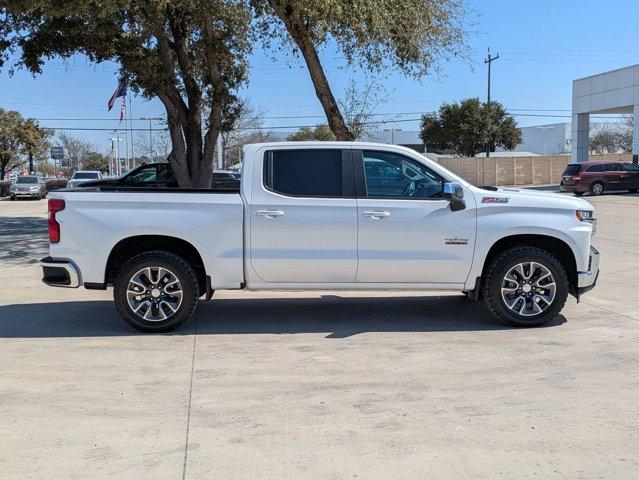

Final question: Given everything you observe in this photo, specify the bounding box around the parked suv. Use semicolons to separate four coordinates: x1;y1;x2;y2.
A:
9;175;47;200
560;161;639;196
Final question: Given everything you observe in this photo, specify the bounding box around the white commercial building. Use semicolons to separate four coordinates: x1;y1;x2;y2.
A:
572;64;639;163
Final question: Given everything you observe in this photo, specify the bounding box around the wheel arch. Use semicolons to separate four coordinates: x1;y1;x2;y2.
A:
105;235;207;293
475;234;578;298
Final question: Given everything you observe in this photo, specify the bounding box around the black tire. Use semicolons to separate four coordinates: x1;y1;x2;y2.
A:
10;195;15;201
113;250;199;332
483;247;568;327
589;181;604;196
573;192;584;197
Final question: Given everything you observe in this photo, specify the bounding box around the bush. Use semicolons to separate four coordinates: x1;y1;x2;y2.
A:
45;178;68;191
0;180;10;197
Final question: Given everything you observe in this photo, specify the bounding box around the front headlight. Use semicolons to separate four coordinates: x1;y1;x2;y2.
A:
576;210;594;222
577;210;597;235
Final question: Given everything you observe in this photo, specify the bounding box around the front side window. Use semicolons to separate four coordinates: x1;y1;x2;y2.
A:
126;165;160;186
264;149;343;197
622;163;639;173
362;150;444;199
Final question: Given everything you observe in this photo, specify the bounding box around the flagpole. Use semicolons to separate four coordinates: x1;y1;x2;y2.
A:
123;108;130;171
128;96;134;167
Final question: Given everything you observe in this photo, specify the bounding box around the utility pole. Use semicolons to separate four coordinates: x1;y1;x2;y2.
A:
484;47;499;157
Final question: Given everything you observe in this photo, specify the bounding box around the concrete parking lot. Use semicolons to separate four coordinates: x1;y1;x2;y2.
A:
1;193;638;479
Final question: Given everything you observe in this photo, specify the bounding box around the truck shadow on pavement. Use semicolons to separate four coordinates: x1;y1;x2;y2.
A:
0;295;566;338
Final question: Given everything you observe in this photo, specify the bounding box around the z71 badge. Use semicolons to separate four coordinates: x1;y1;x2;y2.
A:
482;196;509;204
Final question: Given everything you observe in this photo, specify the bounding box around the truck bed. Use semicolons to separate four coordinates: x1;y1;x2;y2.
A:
48;189;245;289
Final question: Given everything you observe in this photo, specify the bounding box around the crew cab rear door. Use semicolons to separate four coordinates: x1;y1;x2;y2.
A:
248;147;358;283
353;149;476;284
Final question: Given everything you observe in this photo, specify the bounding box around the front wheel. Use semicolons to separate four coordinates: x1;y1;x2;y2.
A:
483;247;568;327
113;251;199;332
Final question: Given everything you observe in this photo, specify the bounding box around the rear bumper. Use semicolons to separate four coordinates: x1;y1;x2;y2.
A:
40;257;80;288
560;184;588;193
577;246;599;297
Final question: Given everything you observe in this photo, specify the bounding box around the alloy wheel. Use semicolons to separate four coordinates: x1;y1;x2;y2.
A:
500;262;556;317
126;266;183;321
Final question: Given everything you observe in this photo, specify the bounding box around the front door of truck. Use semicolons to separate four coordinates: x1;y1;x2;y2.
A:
354;149;476;284
248;147;358;283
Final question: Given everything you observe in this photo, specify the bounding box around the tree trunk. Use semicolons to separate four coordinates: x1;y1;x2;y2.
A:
267;0;354;141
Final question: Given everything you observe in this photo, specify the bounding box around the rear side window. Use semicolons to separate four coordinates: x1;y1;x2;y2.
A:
604;163;622;172
585;164;603;173
563;164;582;175
264;149;343;197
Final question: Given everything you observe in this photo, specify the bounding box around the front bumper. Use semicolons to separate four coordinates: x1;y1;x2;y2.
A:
40;257;80;288
576;246;599;297
12;191;41;197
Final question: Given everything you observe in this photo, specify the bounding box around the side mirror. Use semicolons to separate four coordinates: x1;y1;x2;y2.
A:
442;182;466;212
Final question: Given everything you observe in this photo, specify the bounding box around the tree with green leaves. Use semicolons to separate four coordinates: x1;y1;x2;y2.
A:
253;0;470;140
0;107;51;180
1;0;252;187
420;98;522;157
82;152;111;173
288;124;336;141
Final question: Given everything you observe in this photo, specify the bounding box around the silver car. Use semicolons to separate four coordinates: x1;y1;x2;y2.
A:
10;176;47;200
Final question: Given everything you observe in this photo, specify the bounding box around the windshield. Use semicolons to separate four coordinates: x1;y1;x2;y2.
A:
563;164;582;175
72;172;99;179
16;177;38;184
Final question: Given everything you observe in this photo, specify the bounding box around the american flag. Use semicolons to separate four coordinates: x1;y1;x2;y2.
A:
107;83;127;117
119;96;126;122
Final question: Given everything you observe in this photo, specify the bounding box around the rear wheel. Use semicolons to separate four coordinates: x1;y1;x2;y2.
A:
113;250;199;332
590;181;604;196
483;247;568;327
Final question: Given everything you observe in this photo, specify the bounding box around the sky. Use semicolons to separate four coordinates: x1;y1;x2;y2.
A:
1;0;638;155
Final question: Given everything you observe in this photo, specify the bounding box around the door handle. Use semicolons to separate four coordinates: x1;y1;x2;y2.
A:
256;210;284;218
363;210;391;219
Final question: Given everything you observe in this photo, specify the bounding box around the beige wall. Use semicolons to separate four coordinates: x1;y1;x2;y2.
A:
435;154;632;186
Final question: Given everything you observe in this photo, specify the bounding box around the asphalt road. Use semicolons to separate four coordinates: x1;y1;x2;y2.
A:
0;193;638;479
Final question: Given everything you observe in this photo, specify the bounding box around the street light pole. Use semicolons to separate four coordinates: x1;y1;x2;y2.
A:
110;131;123;176
140;116;162;162
484;47;499;158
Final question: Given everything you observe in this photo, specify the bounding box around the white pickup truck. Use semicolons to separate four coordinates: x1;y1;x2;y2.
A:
40;142;599;332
